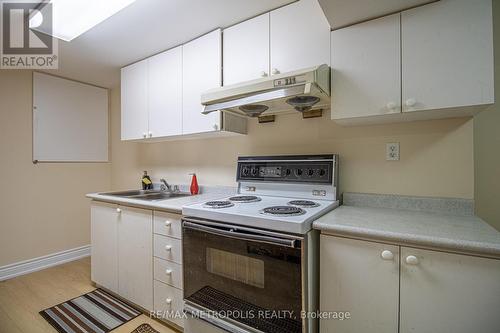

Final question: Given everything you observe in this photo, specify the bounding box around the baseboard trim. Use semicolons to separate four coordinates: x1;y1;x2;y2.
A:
0;245;91;281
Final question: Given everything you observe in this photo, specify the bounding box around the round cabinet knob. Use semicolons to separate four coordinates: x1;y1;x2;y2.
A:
271;68;280;75
260;71;268;77
165;269;173;275
386;102;397;110
165;245;172;251
405;98;416;107
165;298;172;305
405;255;419;265
381;250;394;260
213;124;218;131
164;221;172;227
116;208;122;213
142;133;147;138
148;131;153;138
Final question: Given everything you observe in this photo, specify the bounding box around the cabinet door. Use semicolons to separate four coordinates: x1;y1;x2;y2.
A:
320;235;399;333
90;202;119;293
400;247;500;333
270;0;330;75
401;0;494;112
121;60;148;140
182;29;222;135
223;13;270;85
331;14;401;120
118;206;153;311
148;46;183;138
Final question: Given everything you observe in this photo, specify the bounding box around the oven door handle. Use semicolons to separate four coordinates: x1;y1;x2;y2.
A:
183;221;298;248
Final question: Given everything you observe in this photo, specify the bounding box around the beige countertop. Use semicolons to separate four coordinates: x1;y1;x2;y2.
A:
86;187;236;213
313;193;500;258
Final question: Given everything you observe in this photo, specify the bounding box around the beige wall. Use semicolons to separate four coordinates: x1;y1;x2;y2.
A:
474;0;500;230
110;87;474;200
0;71;111;267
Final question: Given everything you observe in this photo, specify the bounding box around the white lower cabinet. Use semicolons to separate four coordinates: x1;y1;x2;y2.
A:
400;247;500;333
92;203;185;328
153;234;182;264
117;206;153;311
320;234;500;333
154;257;183;289
153;211;182;239
91;202;153;311
154;280;184;328
184;315;226;333
91;201;119;294
320;235;399;333
153;211;184;328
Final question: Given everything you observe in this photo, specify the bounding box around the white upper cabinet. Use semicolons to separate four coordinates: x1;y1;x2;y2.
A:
147;46;183;138
223;13;270;85
401;0;494;113
121;61;148;140
400;247;500;333
270;0;331;75
331;14;401;120
332;0;494;124
182;29;222;135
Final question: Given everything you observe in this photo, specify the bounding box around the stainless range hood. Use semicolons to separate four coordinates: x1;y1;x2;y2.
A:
201;65;330;118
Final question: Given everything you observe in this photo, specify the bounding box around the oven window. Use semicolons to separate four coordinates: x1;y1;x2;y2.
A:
206;247;264;288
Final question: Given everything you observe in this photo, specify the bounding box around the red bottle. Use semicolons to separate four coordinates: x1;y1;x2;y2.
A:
190;173;199;195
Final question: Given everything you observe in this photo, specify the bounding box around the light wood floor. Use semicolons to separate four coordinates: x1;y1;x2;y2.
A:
0;257;177;333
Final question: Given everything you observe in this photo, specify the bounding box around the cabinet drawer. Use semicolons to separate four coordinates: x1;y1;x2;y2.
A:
154;280;184;328
153;211;182;239
154;234;182;264
154;257;183;289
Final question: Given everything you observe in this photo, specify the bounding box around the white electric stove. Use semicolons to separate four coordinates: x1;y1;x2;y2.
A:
183;194;338;234
183;154;339;234
181;155;339;333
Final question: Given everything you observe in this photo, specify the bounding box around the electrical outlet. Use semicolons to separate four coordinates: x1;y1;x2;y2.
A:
386;142;400;161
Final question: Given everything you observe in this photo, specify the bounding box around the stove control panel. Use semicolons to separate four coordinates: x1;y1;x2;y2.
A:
237;155;337;184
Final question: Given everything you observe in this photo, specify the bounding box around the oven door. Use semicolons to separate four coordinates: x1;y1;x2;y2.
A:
182;217;304;333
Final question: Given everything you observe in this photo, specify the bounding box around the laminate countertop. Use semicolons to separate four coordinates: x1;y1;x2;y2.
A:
313;193;500;258
86;186;236;214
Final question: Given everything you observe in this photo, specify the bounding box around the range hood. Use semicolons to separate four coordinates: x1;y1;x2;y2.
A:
201;65;331;118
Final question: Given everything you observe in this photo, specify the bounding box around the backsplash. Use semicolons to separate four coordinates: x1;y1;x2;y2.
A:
110;88;474;199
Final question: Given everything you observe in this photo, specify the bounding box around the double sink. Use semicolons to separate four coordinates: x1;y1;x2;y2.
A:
100;189;190;201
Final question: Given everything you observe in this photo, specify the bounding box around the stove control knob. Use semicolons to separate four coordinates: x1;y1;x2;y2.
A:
242;166;250;176
251;168;258;176
285;168;291;176
307;169;314;176
319;169;326;177
295;168;303;177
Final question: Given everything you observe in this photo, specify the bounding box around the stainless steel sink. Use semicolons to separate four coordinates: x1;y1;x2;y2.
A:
99;189;191;201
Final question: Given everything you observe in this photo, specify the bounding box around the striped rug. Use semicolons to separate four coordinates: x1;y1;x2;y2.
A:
40;289;141;333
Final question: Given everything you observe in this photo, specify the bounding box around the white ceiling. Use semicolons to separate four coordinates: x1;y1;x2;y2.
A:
41;0;294;88
318;0;437;29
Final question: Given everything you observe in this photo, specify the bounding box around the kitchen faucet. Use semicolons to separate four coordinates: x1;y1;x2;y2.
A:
160;179;173;193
